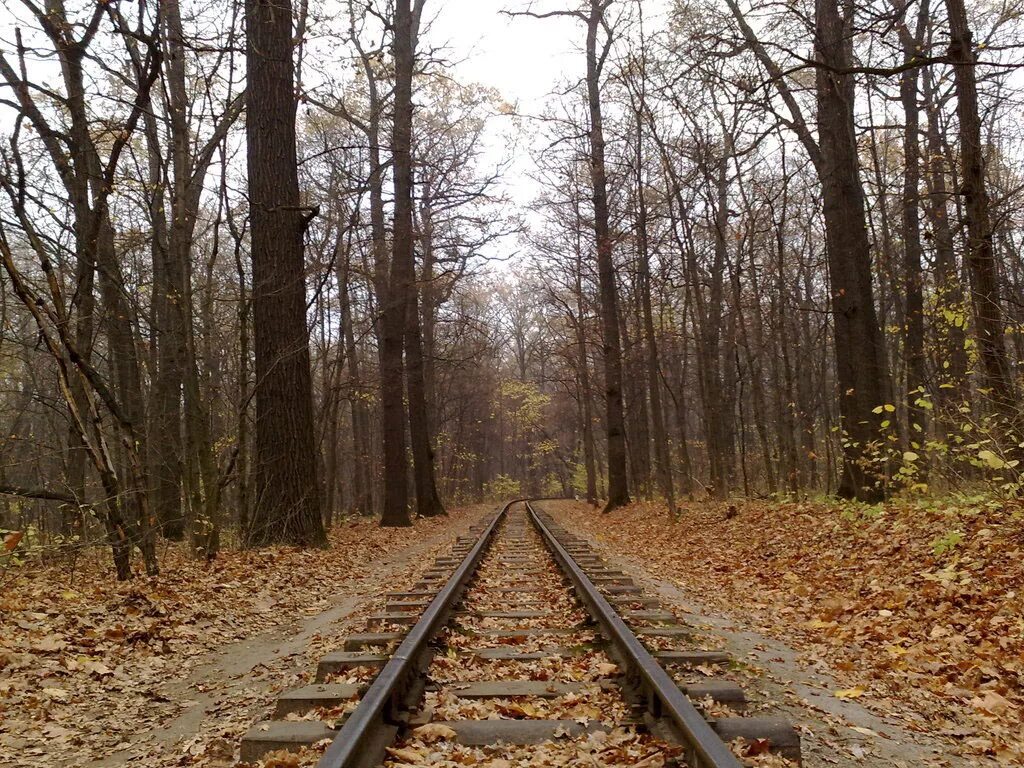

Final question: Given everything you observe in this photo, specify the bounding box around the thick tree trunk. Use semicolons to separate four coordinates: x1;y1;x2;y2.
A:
405;190;444;517
405;282;446;517
815;0;892;501
585;1;630;512
380;0;415;527
725;0;892;500
945;0;1018;425
245;0;325;547
148;0;189;541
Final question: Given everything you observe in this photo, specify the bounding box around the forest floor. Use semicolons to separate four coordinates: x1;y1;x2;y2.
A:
549;496;1023;766
0;505;485;768
4;496;1020;767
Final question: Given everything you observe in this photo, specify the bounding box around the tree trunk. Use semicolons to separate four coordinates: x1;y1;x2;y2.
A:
945;0;1018;425
725;0;894;500
405;277;446;517
922;67;969;423
148;164;185;540
737;248;777;495
571;210;599;506
147;2;187;539
636;158;675;512
380;0;415;527
64;242;95;536
706;152;733;498
621;300;651;498
339;252;374;515
586;0;630;512
815;0;893;501
419;193;439;434
245;0;325;547
895;0;928;455
228;182;251;535
797;264;821;489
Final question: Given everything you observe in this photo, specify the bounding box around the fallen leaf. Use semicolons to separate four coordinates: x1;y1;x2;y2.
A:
834;687;866;699
971;691;1010;716
410;723;457;742
3;531;23;552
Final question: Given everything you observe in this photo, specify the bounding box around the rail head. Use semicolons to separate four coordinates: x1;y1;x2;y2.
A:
315;500;518;768
526;501;744;768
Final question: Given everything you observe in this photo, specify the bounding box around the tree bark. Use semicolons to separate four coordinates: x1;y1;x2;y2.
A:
944;0;1018;425
585;0;630;512
815;0;892;501
571;197;599;506
380;0;415;527
638;210;675;511
405;273;446;517
726;0;894;501
338;250;374;515
922;66;969;423
245;0;325;546
894;0;929;455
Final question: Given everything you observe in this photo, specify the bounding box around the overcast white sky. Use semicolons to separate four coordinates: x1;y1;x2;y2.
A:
418;0;668;230
425;0;589;213
430;1;586;109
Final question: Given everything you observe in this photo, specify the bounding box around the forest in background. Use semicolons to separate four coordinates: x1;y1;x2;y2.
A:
1;0;1024;579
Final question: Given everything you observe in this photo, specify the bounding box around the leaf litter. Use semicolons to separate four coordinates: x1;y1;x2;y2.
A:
1;506;484;767
553;498;1024;765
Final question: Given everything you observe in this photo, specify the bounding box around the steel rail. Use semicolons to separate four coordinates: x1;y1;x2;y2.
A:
526;501;744;768
315;500;516;768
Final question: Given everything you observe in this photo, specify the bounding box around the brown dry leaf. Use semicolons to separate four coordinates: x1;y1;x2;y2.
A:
2;505;486;768
554;498;1024;763
261;749;302;767
411;723;458;742
3;530;23;552
742;738;772;756
833;687;866;699
82;659;113;677
632;754;666;767
971;690;1011;717
385;746;425;762
31;635;67;653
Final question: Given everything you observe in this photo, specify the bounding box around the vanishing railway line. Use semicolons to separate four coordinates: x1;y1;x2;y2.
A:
241;501;801;767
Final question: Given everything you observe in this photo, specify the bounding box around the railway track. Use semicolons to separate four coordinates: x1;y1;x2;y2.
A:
241;501;801;767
